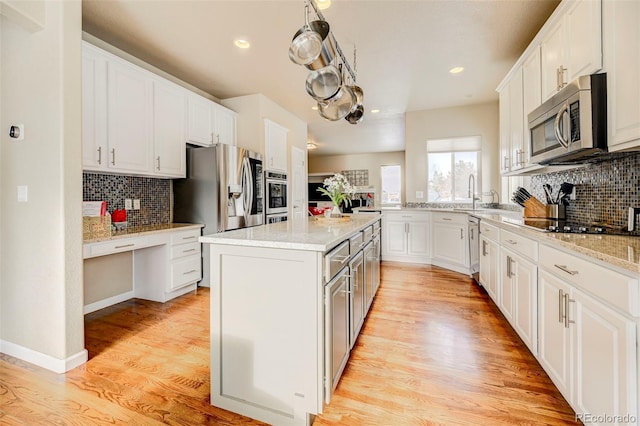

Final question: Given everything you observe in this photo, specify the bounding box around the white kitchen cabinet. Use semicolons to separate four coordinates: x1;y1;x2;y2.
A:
381;212;430;264
152;79;186;177
364;240;375;313
349;251;365;348
325;267;350;397
82;42;108;171
186;92;214;146
498;86;511;174
107;58;153;174
521;46;541;158
540;0;602;101
431;213;467;273
508;69;525;171
212;103;237;146
479;222;500;304
264;119;289;172
603;0;640;152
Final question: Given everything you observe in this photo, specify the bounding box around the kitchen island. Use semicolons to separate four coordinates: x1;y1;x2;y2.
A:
200;215;381;426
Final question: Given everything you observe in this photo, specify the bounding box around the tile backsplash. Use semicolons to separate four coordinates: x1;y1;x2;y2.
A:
83;173;171;227
530;152;640;229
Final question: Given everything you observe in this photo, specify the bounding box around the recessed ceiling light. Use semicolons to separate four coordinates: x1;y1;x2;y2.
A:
316;0;331;10
311;105;318;111
307;142;317;150
449;66;464;74
234;39;250;49
371;109;380;113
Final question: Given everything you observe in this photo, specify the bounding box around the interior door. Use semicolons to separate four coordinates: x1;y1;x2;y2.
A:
291;146;307;220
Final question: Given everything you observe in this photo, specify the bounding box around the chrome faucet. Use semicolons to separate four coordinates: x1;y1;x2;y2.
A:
468;174;480;210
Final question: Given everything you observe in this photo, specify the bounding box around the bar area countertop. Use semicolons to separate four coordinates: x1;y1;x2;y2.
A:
200;214;381;252
83;223;203;243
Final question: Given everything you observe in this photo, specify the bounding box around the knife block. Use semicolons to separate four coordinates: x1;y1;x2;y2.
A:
523;197;547;218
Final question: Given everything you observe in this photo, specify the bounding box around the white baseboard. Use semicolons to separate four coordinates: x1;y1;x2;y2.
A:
83;290;135;314
0;339;88;373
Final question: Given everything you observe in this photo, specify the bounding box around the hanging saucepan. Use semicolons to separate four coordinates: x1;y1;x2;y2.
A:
344;85;364;124
291;20;336;71
305;64;342;101
318;85;356;121
288;6;323;66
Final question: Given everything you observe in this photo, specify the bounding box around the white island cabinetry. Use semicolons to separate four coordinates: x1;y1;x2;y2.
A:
201;215;381;426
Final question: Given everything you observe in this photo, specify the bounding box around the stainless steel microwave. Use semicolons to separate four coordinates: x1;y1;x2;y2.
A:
528;73;607;165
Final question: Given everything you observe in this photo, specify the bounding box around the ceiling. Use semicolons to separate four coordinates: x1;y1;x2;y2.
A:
82;0;560;156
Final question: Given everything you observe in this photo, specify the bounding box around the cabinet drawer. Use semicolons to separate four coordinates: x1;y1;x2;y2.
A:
170;255;201;290
325;241;350;282
349;231;365;255
363;225;373;242
170;229;200;245
373;220;381;234
539;244;640;316
88;236;149;257
480;222;499;241
432;212;467;224
171;242;201;259
500;229;538;261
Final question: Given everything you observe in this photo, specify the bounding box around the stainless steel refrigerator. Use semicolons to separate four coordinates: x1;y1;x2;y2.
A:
174;144;264;287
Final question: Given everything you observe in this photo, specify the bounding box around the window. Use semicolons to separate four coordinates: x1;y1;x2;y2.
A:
426;136;481;202
381;165;401;206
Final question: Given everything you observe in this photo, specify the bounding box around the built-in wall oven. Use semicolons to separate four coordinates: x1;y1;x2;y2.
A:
265;171;288;221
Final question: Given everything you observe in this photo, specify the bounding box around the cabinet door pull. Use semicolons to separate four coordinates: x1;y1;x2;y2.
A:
460;228;463;239
183;248;197;253
559;66;567;89
506;255;511;278
509;257;515;277
558;289;564;324
114;243;134;249
482;240;487;256
156;156;161;171
442;218;452;221
97;147;102;165
332;255;349;265
563;293;575;328
505;239;517;245
182;235;197;240
111;148;116;166
554;264;579;276
183;269;198;275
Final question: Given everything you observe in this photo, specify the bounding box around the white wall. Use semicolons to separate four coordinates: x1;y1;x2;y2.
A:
308;152;405;208
405;101;500;204
0;0;85;372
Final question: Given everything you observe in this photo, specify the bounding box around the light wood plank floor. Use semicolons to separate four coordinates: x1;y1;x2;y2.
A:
0;262;579;425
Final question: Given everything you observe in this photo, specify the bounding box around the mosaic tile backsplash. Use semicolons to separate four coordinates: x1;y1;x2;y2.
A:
530;152;640;230
83;173;171;227
342;169;369;187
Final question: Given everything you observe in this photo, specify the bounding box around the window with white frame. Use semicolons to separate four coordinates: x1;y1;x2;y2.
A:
380;165;402;206
426;136;481;202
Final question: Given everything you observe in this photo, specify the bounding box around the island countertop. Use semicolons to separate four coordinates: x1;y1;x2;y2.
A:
200;214;381;252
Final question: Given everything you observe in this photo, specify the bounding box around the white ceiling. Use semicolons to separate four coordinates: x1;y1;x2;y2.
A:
82;0;559;156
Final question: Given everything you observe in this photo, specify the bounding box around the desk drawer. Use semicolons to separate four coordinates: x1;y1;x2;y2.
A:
88;236;149;258
349;231;365;255
170;255;201;290
500;229;538;261
171;242;201;259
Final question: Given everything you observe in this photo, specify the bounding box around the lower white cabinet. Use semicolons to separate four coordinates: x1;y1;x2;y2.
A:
325;267;350;395
538;270;637;421
479;235;499;303
364;240;376;312
431;213;468;273
501;247;538;355
349;251;366;348
168;229;202;291
382;212;430;263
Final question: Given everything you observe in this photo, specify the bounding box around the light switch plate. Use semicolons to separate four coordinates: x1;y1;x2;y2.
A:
124;199;132;210
17;185;28;202
133;199;140;210
416;191;424;199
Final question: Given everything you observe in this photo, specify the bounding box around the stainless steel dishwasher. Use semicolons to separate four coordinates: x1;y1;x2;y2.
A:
468;215;480;284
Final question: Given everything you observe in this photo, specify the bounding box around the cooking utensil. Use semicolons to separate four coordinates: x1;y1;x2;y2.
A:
344;85;364;124
318;85;356;121
305;64;342;101
288;6;324;66
543;184;554;204
291;20;336;70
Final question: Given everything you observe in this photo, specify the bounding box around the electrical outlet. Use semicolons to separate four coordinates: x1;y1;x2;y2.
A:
133;199;140;210
569;187;576;200
124;199;132;210
416;191;424;199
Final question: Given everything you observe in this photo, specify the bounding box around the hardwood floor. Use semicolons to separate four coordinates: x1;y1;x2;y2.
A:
0;262;579;425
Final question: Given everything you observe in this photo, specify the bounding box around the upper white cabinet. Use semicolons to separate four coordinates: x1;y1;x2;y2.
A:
540;0;602;101
603;0;640;152
152;79;186;177
106;58;153;174
213;104;237;146
264;119;289;172
521;46;542;155
186;93;214;146
82;43;108;170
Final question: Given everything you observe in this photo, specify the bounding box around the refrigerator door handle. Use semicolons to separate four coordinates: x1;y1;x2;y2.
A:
242;157;253;222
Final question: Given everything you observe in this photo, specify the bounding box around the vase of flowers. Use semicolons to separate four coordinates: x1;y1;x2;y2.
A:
317;173;355;217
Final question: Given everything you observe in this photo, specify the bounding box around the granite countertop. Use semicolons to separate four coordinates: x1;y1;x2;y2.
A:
83;223;203;244
200;215;381;252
